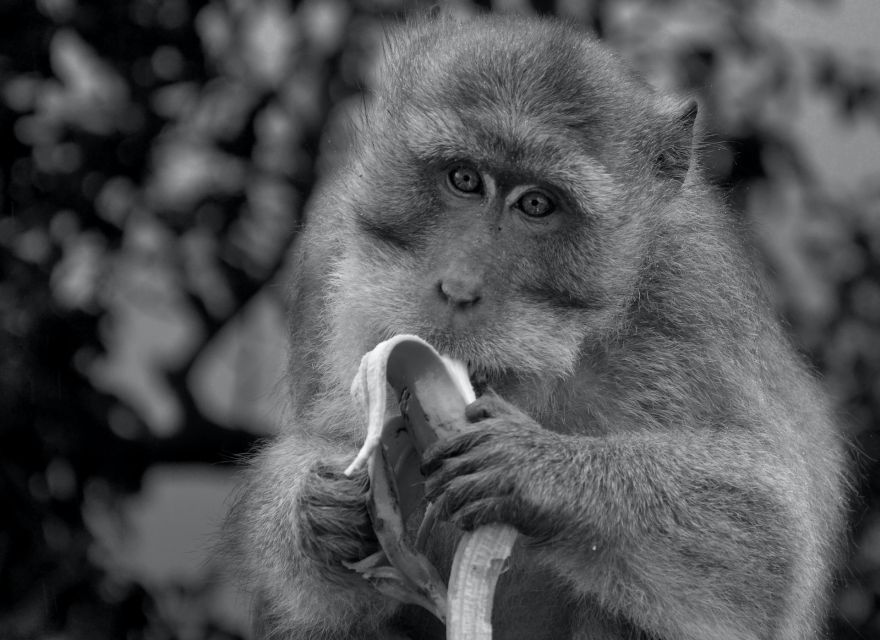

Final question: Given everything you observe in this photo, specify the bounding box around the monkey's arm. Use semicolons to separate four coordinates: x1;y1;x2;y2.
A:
423;393;822;640
225;430;402;638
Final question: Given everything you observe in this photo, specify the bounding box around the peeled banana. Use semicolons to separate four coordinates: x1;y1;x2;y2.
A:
345;335;518;639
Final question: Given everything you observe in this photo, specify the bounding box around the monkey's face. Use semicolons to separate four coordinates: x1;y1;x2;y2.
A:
332;119;650;385
327;17;691;385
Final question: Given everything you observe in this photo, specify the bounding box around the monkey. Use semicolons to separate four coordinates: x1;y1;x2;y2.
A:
224;12;848;640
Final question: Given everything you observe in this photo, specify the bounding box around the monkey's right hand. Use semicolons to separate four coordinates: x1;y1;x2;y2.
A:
297;462;380;577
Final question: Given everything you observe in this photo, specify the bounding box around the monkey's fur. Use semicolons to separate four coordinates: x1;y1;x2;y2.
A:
226;13;847;640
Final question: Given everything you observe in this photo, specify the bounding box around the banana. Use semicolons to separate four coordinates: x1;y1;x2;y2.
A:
345;335;518;639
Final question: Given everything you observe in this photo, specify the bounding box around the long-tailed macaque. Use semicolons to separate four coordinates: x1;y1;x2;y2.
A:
225;13;848;640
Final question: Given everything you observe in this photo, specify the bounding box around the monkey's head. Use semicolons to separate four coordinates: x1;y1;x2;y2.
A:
324;14;698;386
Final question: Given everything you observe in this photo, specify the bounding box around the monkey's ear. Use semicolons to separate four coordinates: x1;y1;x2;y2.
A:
654;99;698;184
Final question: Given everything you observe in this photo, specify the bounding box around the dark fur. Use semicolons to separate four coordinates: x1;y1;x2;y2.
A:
225;13;847;640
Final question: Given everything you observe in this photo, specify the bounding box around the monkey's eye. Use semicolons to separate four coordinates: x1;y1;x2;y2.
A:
515;190;555;218
448;165;482;194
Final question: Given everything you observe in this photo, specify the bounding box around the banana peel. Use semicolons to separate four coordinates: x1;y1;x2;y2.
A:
344;335;518;638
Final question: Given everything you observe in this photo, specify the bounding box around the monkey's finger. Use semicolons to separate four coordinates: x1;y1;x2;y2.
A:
427;471;513;519
448;498;512;532
421;429;492;475
465;399;493;422
314;462;357;480
423;451;507;500
301;476;369;510
464;390;508;422
421;445;486;481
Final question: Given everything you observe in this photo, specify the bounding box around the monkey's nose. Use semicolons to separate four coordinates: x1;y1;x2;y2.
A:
438;277;482;308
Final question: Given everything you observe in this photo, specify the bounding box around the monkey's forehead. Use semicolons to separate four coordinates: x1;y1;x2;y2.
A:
379;14;653;118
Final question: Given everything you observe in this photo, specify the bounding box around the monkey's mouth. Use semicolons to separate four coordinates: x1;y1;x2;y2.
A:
414;328;495;396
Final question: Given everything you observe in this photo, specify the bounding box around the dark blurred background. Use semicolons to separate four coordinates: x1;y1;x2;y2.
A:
1;0;878;638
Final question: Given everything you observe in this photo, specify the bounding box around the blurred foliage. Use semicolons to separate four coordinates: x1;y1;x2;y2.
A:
0;0;878;638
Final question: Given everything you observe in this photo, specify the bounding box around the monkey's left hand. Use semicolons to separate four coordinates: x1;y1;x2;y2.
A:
421;391;577;542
